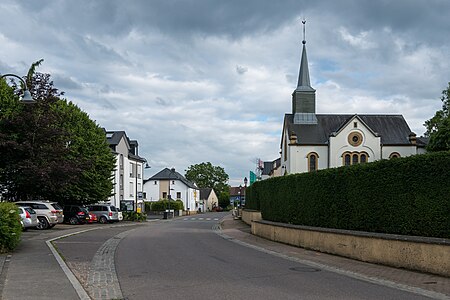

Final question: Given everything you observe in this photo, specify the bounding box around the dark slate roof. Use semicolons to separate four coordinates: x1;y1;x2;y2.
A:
146;168;198;189
200;188;213;200
284;114;414;145
416;136;429;147
106;130;146;161
262;162;273;176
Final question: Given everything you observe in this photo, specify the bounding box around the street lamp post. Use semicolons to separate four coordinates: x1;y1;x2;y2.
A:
0;73;35;104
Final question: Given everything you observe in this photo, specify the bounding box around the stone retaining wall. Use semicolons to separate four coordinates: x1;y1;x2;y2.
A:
250;218;450;277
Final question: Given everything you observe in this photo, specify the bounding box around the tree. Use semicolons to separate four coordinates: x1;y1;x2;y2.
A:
185;162;230;207
0;61;115;204
424;82;450;152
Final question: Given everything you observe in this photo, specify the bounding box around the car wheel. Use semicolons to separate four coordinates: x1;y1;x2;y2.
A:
36;217;49;230
99;216;108;224
69;217;79;225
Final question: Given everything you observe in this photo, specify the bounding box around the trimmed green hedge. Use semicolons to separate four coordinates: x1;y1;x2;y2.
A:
122;211;147;222
146;200;184;212
0;202;22;253
246;152;450;238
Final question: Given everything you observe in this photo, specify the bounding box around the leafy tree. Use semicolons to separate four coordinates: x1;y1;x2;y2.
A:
424;82;450;151
0;61;114;204
185;162;230;207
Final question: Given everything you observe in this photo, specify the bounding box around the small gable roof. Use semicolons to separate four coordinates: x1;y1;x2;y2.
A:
284;114;414;145
146;168;198;189
199;188;215;200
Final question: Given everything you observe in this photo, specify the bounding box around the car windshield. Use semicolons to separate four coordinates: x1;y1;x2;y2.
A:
81;208;89;213
51;203;63;210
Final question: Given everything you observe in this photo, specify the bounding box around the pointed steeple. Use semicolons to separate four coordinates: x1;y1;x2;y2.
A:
292;20;317;124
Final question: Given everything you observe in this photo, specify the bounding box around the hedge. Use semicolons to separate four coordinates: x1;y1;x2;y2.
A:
245;151;450;238
146;200;184;212
0;202;22;253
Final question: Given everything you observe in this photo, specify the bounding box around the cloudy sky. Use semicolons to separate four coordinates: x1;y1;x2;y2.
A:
1;0;449;185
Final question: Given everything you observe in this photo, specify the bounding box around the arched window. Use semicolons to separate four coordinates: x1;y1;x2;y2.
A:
360;153;367;163
344;153;351;166
343;152;370;166
307;152;319;172
389;152;400;159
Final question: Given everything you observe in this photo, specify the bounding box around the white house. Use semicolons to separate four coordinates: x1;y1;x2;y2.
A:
106;130;146;212
143;168;199;213
274;29;427;176
199;188;219;212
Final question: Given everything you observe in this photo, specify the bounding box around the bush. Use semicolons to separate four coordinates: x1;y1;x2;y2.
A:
0;202;22;253
148;199;184;211
122;211;147;222
248;152;450;238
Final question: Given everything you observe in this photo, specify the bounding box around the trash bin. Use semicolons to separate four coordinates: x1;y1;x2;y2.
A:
163;211;168;219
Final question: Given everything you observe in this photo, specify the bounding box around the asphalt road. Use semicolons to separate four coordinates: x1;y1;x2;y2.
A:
115;212;432;300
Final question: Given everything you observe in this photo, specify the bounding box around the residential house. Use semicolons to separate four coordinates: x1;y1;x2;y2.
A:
261;158;281;180
143;168;199;213
199;188;218;212
106;130;146;212
229;186;246;206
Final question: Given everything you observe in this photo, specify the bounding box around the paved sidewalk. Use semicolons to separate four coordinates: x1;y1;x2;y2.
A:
219;214;450;299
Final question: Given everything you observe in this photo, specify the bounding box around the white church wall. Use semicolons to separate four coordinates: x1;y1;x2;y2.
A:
329;118;381;167
382;146;417;159
290;146;328;173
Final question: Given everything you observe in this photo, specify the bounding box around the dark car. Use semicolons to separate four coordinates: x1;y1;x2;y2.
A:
63;205;90;225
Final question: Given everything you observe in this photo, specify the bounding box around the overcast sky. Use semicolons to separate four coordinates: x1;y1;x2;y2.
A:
1;0;449;185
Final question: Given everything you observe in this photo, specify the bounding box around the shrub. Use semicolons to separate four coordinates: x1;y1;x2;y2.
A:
148;199;184;211
122;211;147;222
0;202;22;253
249;152;450;238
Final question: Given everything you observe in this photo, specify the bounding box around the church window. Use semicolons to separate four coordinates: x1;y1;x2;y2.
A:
284;138;287;161
348;132;363;147
307;152;319;172
389;152;400;159
343;152;369;166
344;153;351;166
360;153;367;163
354;122;357;128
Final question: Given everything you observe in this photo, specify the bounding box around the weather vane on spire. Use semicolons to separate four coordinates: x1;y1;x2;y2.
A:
302;19;306;44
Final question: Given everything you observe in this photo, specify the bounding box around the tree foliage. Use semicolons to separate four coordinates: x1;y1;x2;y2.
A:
424;82;450;151
185;162;230;206
0;61;114;204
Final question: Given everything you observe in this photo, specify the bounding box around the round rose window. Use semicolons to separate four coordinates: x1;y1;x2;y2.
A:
348;132;363;147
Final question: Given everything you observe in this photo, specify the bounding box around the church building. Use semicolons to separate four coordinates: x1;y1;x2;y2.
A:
280;24;427;175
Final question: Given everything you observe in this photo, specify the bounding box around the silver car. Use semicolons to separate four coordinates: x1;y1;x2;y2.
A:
86;204;119;224
17;206;39;230
16;201;64;230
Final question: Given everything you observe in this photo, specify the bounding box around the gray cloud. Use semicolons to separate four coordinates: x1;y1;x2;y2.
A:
1;0;449;184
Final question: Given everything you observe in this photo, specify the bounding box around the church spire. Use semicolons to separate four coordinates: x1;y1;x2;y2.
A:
292;19;317;124
296;20;314;91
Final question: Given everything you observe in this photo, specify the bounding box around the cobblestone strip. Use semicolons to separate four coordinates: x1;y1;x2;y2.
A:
86;231;130;300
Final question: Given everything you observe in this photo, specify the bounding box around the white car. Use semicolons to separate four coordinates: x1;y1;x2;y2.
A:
17;206;39;230
118;210;123;221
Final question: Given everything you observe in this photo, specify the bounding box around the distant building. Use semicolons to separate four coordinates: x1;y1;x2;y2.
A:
273;25;427;176
143;168;199;213
229;186;246;206
199;188;218;212
105;130;146;212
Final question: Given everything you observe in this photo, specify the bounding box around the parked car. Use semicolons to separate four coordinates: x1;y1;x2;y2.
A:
16;201;64;230
63;205;90;225
87;212;98;223
17;206;39;230
86;204;119;224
